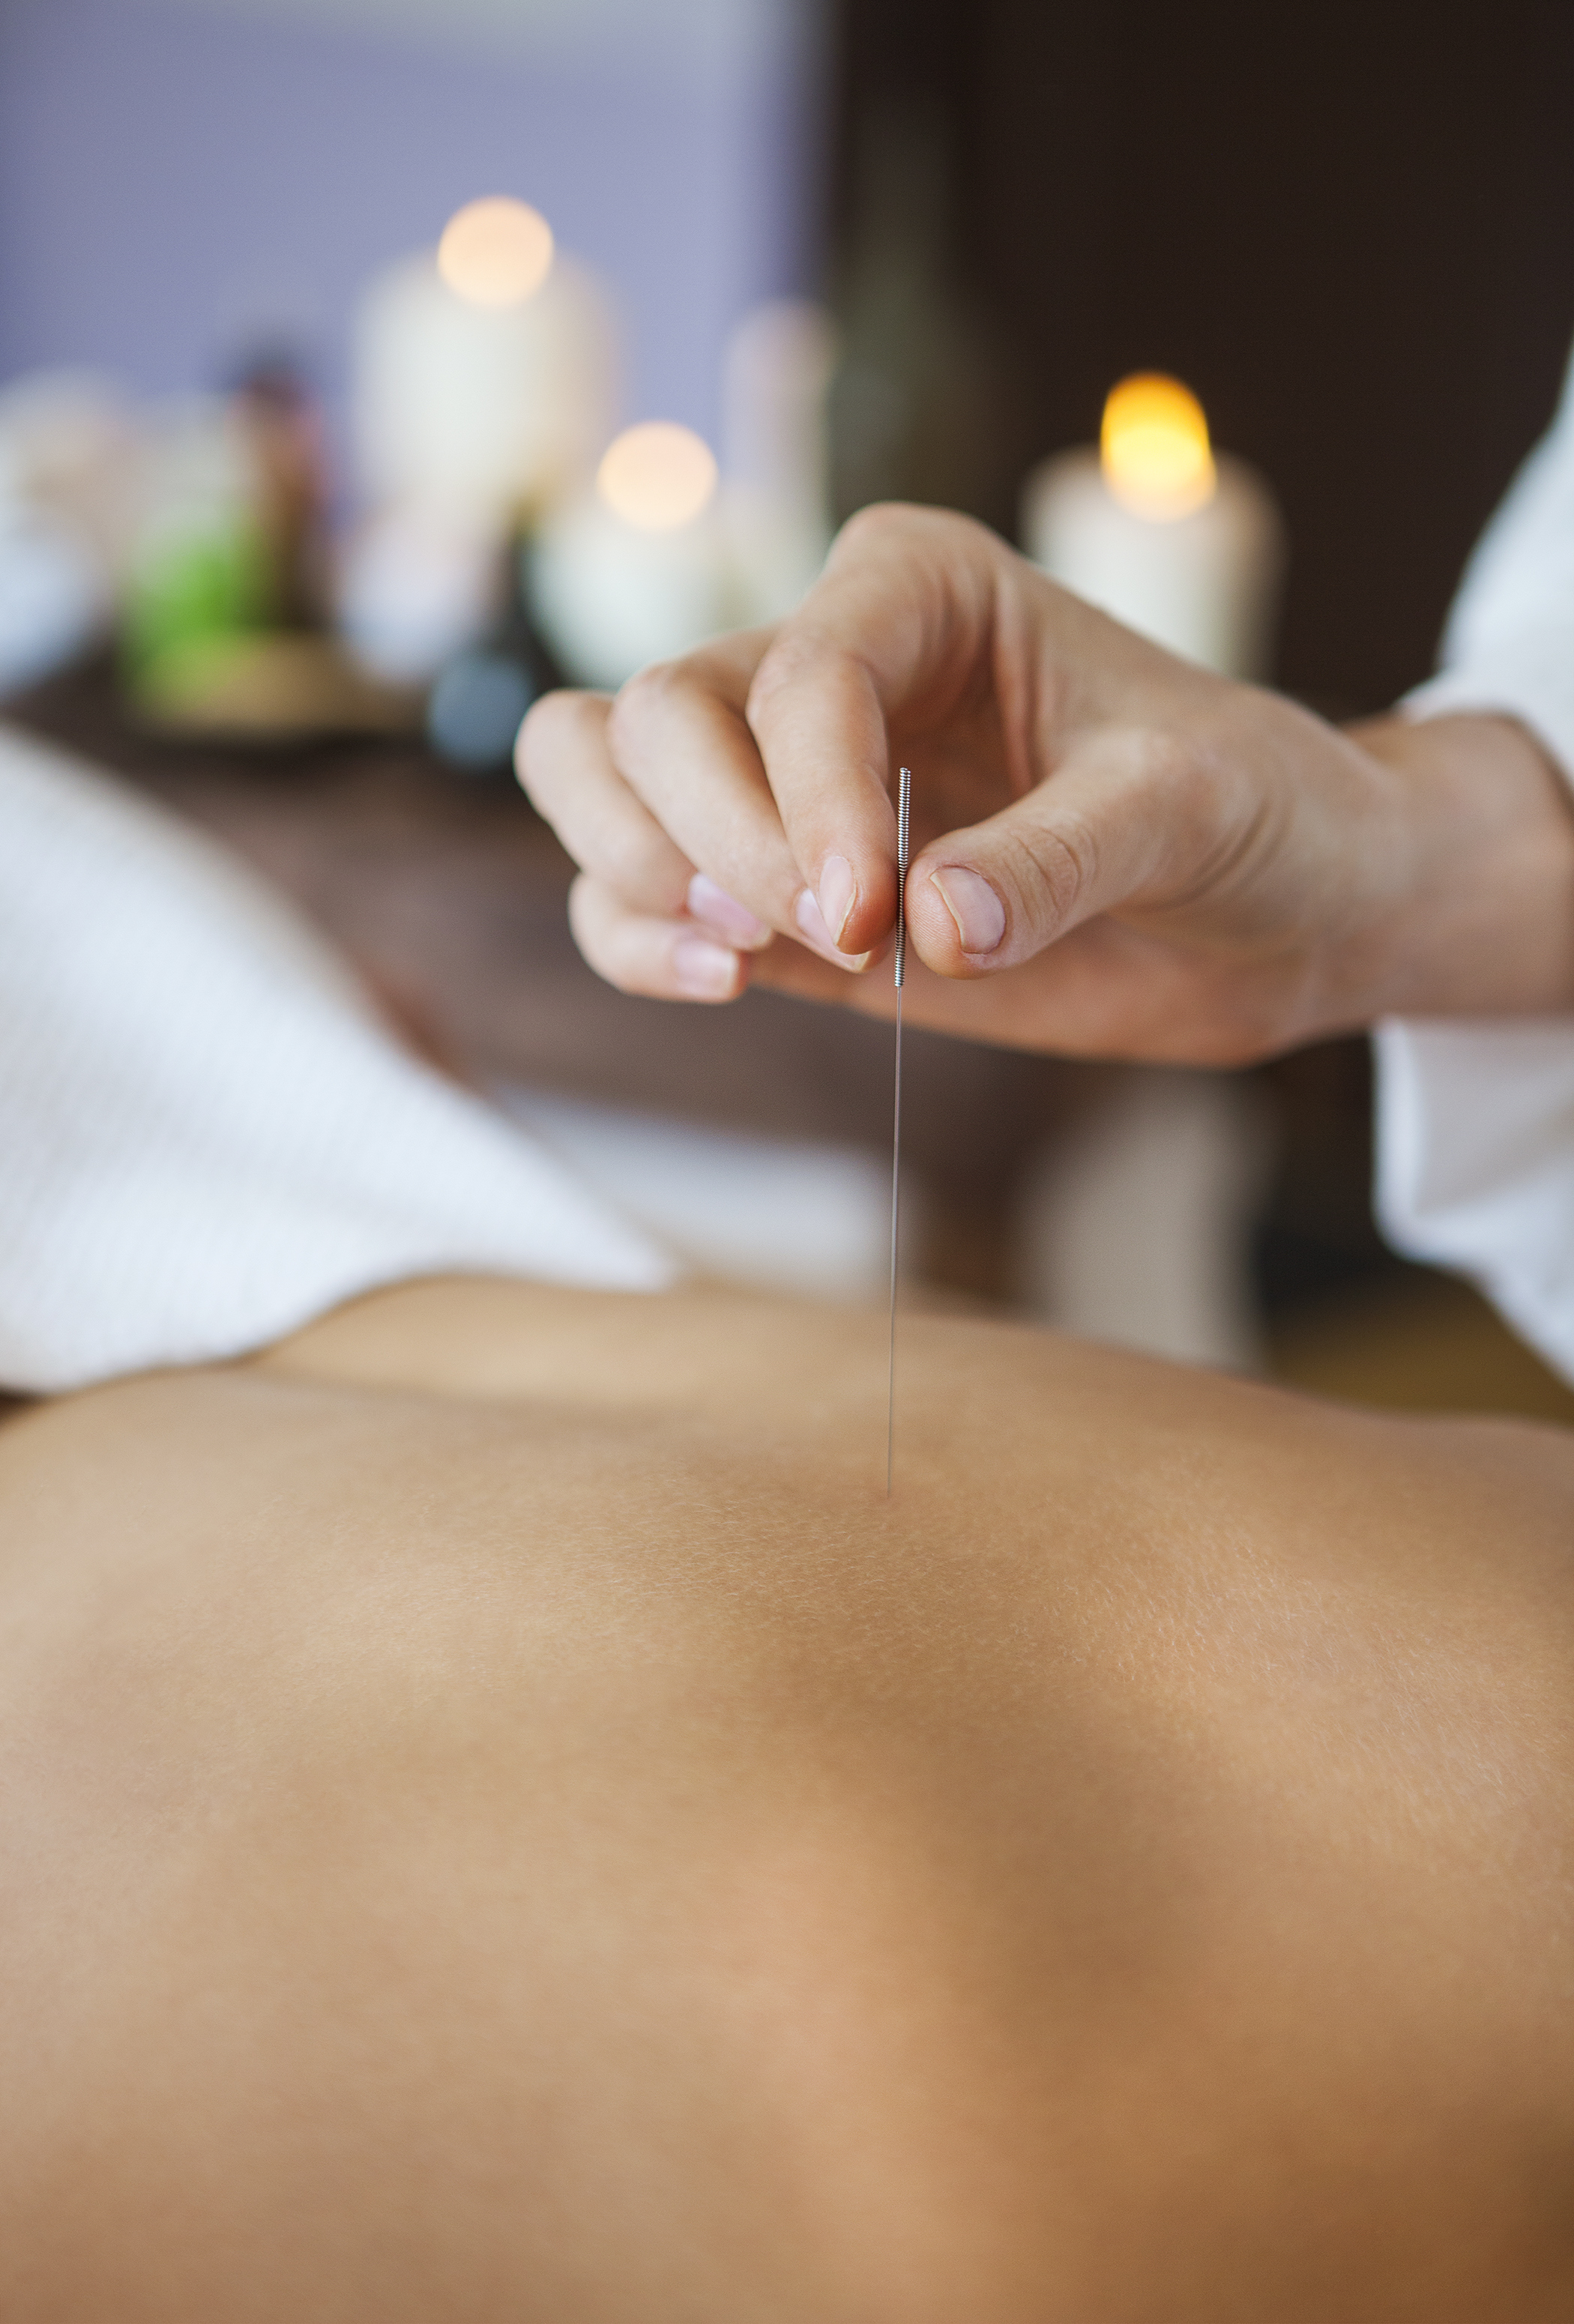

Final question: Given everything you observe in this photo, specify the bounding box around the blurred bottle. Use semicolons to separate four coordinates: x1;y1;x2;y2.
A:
426;537;566;775
120;397;271;713
229;352;332;631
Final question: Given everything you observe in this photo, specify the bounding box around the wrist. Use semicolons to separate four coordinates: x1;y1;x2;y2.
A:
1339;713;1574;1021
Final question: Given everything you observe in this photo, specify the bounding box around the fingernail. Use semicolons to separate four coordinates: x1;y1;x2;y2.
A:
673;935;739;999
817;853;857;946
794;887;870;971
687;872;769;947
930;866;1006;957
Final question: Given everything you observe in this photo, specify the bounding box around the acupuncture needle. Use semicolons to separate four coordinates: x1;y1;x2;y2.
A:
886;765;911;1499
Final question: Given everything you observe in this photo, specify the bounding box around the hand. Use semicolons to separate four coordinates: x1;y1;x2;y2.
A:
518;504;1574;1063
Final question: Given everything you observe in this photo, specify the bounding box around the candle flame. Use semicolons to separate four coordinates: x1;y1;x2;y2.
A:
597;422;718;532
438;197;554;308
1100;374;1216;520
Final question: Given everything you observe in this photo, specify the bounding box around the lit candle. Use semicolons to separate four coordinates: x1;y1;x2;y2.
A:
1020;374;1284;680
343;197;619;680
528;420;734;691
349;199;618;531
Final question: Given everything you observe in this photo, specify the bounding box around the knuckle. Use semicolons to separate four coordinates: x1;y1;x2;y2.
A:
744;628;868;734
831;501;908;556
607;817;686;905
516;689;606;798
742;629;816;726
513;691;569;793
567;877;636;993
833;500;989;562
1008;810;1097;930
1127;722;1194;796
1116;725;1237;891
526;686;603;749
565;869;604;945
606;658;690;761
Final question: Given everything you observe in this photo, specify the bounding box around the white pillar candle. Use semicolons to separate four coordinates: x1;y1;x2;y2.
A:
1021;375;1284;680
529;420;735;692
350;221;618;531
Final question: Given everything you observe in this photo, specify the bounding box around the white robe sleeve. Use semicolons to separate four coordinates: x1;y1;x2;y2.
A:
1374;340;1574;1383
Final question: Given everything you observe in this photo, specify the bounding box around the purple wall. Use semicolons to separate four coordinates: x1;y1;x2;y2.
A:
0;0;823;448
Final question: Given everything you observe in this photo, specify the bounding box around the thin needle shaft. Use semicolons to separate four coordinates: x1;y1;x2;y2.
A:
886;766;911;1499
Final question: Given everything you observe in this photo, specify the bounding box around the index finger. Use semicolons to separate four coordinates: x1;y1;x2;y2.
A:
607;631;872;974
742;504;1007;957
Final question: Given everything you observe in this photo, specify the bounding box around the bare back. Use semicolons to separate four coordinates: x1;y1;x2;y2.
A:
1;1279;1570;2321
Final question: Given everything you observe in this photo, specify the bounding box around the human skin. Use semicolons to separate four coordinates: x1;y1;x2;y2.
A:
1;1276;1570;2322
517;504;1574;1063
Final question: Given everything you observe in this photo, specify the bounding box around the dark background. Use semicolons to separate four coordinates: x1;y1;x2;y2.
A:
824;0;1574;716
817;0;1574;1368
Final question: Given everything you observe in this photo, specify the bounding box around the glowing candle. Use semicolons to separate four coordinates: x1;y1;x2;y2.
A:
598;421;718;532
528;420;734;690
343;200;617;677
436;196;554;309
350;203;616;530
1020;374;1283;680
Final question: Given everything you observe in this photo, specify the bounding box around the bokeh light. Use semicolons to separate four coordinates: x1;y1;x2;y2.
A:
1100;374;1216;520
437;197;554;308
597;421;718;531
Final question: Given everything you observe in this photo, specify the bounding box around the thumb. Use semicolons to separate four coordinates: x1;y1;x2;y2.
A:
905;731;1222;976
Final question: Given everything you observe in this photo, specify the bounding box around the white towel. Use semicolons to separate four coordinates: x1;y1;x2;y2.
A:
0;722;678;1393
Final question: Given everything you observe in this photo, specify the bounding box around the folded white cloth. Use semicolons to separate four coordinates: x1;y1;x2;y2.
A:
0;722;678;1393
